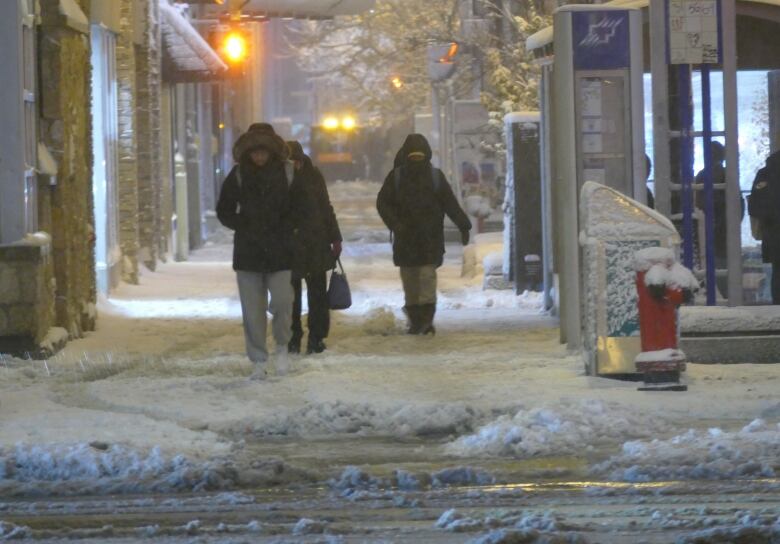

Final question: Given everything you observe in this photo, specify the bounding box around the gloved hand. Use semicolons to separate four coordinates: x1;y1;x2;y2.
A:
460;229;470;246
331;240;343;258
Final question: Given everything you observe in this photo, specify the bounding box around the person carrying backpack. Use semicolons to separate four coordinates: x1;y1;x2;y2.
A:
216;125;296;379
749;150;780;304
377;134;472;335
287;140;343;355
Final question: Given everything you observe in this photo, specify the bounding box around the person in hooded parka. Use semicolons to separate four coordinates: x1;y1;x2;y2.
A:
216;125;296;379
376;134;472;335
287;141;343;355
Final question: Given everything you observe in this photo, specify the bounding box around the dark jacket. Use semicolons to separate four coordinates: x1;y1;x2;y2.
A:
377;134;472;268
217;131;295;273
694;163;745;261
750;151;780;263
289;151;342;275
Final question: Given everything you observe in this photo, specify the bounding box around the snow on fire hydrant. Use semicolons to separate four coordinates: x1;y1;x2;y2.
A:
633;248;699;391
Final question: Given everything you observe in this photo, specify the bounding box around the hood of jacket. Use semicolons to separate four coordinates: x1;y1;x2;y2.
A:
232;129;289;163
393;134;433;168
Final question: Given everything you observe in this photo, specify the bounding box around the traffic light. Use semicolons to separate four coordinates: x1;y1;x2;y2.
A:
220;31;248;64
209;27;250;72
391;76;404;89
427;42;459;82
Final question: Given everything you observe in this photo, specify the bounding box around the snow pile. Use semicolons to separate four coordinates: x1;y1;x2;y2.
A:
293;518;327;535
435;509;586;543
645;262;699;291
446;400;666;458
330;465;496;496
329;466;381;493
14;231;52;247
592;419;780;482
469;530;588;544
484;252;504;276
0;443;240;496
634;247;675;271
0;521;30;540
676;514;780;544
360;307;402;335
432;466;495;487
237;401;486;438
635;349;686;364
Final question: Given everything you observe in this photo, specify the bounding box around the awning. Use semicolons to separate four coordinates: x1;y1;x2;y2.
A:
241;0;375;17
160;2;228;83
198;0;376;19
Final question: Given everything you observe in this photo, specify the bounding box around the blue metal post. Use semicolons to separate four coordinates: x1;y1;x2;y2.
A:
701;65;717;305
679;65;695;270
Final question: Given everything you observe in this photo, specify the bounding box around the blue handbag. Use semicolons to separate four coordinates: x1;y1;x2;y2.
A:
328;259;352;310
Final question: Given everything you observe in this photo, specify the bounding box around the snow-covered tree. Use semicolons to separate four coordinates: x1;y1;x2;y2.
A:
476;1;552;158
287;0;468;125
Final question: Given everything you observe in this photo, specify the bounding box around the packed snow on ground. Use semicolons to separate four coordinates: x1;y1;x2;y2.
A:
592;418;780;482
0;180;778;501
445;399;668;459
0;443;240;497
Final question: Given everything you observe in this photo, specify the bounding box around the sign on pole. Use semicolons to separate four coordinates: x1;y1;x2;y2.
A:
667;0;722;64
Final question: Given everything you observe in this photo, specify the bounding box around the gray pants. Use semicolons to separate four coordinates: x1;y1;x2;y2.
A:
236;270;294;363
400;266;438;306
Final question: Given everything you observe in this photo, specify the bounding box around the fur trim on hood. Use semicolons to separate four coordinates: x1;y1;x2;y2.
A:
232;129;288;163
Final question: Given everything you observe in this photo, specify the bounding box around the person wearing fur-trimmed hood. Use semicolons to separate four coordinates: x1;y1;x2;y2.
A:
217;125;296;379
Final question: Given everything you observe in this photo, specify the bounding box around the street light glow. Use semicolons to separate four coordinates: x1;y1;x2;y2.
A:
391;76;403;89
223;32;248;63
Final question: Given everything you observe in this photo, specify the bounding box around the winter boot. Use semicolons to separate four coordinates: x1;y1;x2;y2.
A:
419;304;437;336
288;333;302;355
404;306;422;335
307;337;327;355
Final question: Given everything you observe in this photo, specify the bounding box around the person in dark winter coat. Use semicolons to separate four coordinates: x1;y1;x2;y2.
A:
749;150;780;304
287;140;343;355
216;125;295;379
377;134;472;335
694;142;745;298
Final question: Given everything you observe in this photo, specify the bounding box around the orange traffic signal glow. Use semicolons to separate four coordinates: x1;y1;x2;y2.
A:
222;32;248;63
391;76;403;89
440;42;459;64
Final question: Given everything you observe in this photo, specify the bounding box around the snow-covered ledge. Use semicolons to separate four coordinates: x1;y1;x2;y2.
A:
41;0;90;34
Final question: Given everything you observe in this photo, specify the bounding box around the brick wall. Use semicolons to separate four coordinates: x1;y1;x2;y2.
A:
117;0;164;281
117;0;140;284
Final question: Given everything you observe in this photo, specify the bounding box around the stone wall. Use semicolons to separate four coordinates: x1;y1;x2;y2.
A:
0;242;56;356
38;0;97;339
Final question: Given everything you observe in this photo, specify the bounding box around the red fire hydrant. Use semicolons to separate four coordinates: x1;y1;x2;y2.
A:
633;248;699;391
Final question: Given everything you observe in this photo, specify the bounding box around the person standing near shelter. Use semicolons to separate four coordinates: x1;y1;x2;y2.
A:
749;150;780;304
377;134;472;335
217;126;296;379
287;140;343;355
695;141;745;298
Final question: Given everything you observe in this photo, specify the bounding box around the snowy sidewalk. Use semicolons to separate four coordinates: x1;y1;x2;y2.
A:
0;180;777;499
